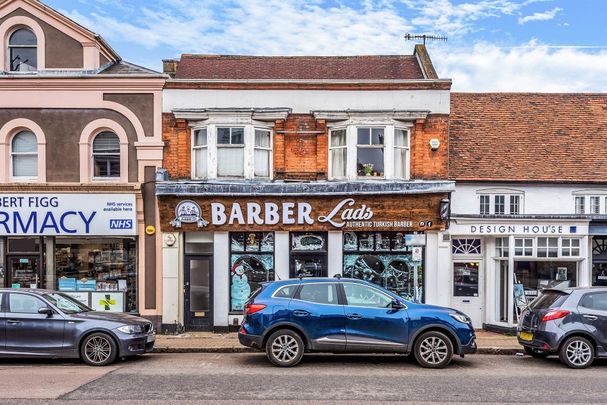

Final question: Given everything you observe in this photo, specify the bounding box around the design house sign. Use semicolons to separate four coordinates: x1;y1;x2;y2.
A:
159;194;447;232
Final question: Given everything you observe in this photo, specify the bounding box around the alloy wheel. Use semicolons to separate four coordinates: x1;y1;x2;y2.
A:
565;340;592;367
84;336;112;365
419;336;449;365
271;335;300;363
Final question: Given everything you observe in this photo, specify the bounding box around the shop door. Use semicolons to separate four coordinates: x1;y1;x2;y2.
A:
7;256;40;289
184;256;213;331
451;261;484;328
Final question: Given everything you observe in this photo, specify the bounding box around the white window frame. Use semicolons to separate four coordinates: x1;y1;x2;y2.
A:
477;189;525;215
10;130;38;181
326;120;412;181
191;127;208;180
514;238;534;257
190;122;273;180
393;127;410;180
91;131;121;181
356;126;385;178
512;236;582;259
328;128;347;180
253;127;273;179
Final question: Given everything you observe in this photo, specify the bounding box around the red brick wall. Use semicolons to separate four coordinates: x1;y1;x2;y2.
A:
162;112;448;181
162;113;191;179
410;114;449;180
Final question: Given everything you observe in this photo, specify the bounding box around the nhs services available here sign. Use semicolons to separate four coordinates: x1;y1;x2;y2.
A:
0;194;137;236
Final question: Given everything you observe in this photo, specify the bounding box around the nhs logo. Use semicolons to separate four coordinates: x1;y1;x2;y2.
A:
109;219;133;230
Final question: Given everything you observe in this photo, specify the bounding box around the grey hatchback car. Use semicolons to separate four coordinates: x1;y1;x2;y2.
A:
0;289;155;366
518;287;607;368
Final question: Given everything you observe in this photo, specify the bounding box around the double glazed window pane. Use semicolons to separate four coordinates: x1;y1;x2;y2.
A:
217;128;244;177
254;129;271;178
357;128;384;145
217;127;244;145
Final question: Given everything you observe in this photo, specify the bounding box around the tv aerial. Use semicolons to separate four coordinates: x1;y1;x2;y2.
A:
404;33;448;46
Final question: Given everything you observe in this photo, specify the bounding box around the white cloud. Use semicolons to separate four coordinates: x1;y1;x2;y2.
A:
518;7;562;24
434;42;607;92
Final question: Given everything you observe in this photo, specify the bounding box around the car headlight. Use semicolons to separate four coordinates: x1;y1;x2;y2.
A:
449;313;471;324
118;325;144;334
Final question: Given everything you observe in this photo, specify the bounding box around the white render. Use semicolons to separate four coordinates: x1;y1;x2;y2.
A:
164;89;450;115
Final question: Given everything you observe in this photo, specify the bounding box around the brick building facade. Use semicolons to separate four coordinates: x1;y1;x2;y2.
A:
157;47;454;332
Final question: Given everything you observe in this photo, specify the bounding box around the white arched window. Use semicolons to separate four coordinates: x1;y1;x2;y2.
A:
11;130;38;179
93;131;121;179
8;28;37;72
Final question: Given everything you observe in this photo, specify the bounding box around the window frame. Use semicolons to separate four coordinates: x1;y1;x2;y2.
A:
393;127;410;180
478;192;524;215
8;27;37;72
356;126;385;178
253;128;273;179
191;127;209;180
10;130;38;181
91;131;122;180
328;128;348;180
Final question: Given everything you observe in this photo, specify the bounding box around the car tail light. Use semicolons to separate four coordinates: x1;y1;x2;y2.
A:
244;303;266;315
541;310;570;322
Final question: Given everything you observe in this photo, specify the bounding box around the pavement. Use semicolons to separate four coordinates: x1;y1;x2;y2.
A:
2;353;607;404
154;330;521;354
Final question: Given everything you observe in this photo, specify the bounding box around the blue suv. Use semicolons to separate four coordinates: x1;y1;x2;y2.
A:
238;278;477;368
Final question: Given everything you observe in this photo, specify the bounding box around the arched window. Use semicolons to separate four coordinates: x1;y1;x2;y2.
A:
8;28;37;72
11;130;38;179
93;131;121;178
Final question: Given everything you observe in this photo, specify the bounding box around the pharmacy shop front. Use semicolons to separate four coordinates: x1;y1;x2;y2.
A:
445;218;591;330
0;193;139;313
158;188;448;332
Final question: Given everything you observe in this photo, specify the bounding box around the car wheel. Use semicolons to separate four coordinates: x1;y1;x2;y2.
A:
414;331;454;369
265;329;304;367
81;333;118;366
524;346;549;359
559;336;595;369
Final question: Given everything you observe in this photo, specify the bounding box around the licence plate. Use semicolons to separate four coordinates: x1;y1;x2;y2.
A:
519;331;533;341
146;334;156;343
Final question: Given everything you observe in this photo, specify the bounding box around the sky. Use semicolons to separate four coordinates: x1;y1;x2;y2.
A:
44;0;607;92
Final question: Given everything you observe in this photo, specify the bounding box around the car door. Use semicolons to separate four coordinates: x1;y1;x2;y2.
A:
341;282;409;352
289;282;346;351
5;292;65;355
0;292;5;352
578;291;607;349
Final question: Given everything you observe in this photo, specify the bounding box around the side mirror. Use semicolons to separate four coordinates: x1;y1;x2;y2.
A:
391;300;406;310
38;307;53;317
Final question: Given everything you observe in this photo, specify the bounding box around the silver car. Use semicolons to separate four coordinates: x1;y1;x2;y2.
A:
0;289;155;366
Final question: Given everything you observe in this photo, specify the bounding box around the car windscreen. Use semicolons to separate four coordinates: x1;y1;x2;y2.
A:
43;293;92;314
529;291;569;310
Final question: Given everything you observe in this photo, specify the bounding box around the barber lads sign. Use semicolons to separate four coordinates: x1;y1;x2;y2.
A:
165;195;439;232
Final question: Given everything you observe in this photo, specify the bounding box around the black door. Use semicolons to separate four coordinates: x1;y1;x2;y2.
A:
6;256;40;288
5;292;65;355
184;255;213;331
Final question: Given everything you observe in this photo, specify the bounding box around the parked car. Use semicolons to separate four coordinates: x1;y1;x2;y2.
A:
238;278;477;368
0;289;155;366
518;287;607;368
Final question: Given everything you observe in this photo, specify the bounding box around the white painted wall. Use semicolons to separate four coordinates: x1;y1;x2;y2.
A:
214;232;230;327
452;183;607;215
161;232;181;325
328;231;343;277
275;232;290;281
164;89;450;115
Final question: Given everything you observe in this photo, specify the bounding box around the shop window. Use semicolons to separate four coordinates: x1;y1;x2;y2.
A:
343;231;421;301
494;195;505;215
290;232;328;278
192;128;208;179
514;238;533;257
561;238;580;257
329;128;347;179
92;131;121;178
510;195;520;215
453;262;479;297
9;28;37;72
479;195;490;215
495;237;509;258
515;261;577;302
297;283;338;305
575;196;585;214
537;237;558;258
343;282;393;308
217;127;245;177
11;130;38;179
229;232;274;312
357;127;384;177
254;129;272;178
452;239;481;255
55;238;137;312
393;128;410;179
593;237;607;286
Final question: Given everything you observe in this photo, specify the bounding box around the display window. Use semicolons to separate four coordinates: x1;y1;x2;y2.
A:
592;236;607;286
343;231;422;301
514;261;577;301
229;232;275;312
289;232;328;278
55;238;137;312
